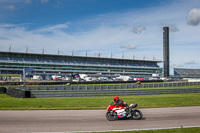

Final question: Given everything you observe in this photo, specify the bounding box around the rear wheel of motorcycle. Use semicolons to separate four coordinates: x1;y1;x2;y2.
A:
131;109;143;120
105;111;117;121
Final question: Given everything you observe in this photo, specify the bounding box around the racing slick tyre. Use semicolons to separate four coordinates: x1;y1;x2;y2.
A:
105;111;117;121
131;109;143;120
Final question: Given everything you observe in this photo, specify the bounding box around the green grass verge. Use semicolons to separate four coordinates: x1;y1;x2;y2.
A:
96;127;200;133
0;93;200;110
0;74;20;77
120;85;200;90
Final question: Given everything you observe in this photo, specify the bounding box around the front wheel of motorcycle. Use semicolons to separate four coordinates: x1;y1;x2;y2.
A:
105;111;117;121
131;109;143;120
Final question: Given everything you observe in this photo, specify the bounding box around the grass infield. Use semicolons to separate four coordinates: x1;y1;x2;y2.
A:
96;127;200;133
0;93;200;110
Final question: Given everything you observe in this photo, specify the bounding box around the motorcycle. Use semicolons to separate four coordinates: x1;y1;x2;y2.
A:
105;102;143;121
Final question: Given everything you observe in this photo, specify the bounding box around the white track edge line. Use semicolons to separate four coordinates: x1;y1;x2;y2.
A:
19;125;200;133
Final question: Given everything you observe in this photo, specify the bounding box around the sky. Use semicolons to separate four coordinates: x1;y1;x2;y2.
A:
0;0;200;74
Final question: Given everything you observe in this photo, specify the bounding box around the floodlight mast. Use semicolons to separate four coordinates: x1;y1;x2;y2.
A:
163;27;170;77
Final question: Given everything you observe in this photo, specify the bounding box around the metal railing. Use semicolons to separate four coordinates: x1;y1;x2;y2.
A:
29;88;200;98
15;81;200;98
20;82;200;91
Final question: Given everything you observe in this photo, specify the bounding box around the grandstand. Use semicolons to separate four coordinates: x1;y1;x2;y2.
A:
0;51;162;77
174;68;200;77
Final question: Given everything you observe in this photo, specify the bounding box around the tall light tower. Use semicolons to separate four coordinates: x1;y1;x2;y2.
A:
163;27;169;77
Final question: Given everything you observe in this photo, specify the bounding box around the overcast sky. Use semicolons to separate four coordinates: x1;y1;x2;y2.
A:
0;0;200;74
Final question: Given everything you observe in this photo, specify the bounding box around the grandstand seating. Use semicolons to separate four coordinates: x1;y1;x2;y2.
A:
0;56;8;61
23;57;37;62
51;59;63;63
0;52;162;76
0;54;159;68
37;58;51;63
9;57;24;62
174;68;200;76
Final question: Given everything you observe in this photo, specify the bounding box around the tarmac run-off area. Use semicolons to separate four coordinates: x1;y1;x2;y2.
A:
0;106;200;133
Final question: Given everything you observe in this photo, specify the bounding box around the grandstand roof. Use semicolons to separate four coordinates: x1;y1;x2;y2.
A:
0;51;161;63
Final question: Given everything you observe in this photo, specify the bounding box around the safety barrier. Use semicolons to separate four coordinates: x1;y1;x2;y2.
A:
5;81;200;98
20;82;200;91
0;87;6;93
6;88;30;98
29;88;200;98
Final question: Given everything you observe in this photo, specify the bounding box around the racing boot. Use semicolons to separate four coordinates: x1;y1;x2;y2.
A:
126;108;131;117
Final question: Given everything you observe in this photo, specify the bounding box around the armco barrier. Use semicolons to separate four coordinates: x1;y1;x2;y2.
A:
0;87;6;93
29;88;200;98
20;82;200;91
6;81;200;98
6;88;30;98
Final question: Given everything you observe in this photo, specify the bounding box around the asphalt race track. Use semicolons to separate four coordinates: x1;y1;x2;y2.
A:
0;106;200;133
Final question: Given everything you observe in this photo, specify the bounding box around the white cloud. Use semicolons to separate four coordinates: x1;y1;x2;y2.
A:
35;23;69;33
25;0;32;4
187;8;200;26
41;0;49;3
0;24;16;28
3;5;16;10
172;64;183;68
184;61;197;64
159;23;180;32
120;45;136;50
132;26;146;34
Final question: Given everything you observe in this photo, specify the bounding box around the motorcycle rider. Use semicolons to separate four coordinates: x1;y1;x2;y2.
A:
113;96;131;117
